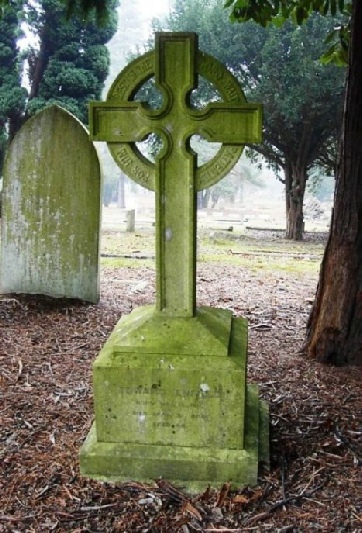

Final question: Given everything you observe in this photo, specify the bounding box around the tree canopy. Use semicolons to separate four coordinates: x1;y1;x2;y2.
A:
225;0;351;64
0;0;117;171
225;0;351;23
223;0;361;366
0;0;110;23
0;3;27;153
25;0;118;124
154;0;345;239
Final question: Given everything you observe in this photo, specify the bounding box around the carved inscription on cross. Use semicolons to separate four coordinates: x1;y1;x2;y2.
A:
90;33;262;318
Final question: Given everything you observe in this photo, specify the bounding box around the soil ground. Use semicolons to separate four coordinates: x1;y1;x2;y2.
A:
0;225;361;532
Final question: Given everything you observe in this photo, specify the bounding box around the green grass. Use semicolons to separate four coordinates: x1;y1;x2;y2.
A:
100;230;324;277
100;231;154;256
101;257;155;269
197;252;321;274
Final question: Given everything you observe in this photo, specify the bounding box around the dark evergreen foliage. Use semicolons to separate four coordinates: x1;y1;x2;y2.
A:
25;0;118;124
0;0;118;175
0;2;27;167
156;0;346;239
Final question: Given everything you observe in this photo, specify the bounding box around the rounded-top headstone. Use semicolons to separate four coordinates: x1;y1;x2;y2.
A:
0;105;101;302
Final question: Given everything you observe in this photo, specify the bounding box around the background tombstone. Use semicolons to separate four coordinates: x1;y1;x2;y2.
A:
125;209;135;232
0;105;101;303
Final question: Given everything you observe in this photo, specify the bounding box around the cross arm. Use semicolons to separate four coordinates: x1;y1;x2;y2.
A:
89;102;155;143
193;103;262;144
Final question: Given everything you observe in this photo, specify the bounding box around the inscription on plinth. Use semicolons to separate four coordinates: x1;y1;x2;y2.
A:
93;330;247;449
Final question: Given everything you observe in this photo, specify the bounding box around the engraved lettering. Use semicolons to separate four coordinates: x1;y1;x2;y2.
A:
202;60;224;82
112;146;150;185
199;145;240;187
153;421;186;429
119;385;223;399
223;80;240;102
110;56;153;100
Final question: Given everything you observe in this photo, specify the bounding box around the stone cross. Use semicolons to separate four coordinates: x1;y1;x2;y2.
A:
90;33;262;317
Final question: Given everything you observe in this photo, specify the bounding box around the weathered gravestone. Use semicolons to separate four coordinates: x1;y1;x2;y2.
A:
80;33;269;491
0;105;101;303
125;209;135;232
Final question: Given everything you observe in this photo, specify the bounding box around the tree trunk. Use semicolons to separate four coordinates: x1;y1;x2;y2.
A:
305;0;362;366
117;173;125;208
28;27;49;102
285;161;306;241
197;190;210;209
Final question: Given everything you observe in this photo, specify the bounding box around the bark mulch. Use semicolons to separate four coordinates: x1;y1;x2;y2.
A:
0;259;361;532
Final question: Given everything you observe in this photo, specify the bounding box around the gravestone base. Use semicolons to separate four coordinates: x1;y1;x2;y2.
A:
80;306;269;491
80;385;268;492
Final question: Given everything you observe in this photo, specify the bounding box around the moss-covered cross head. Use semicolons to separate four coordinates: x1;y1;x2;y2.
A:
89;33;262;318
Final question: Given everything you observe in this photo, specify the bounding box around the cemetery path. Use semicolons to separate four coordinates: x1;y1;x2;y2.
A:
0;253;361;532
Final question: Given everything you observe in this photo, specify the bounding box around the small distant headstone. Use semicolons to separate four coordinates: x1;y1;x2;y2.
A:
0;105;101;303
125;209;135;232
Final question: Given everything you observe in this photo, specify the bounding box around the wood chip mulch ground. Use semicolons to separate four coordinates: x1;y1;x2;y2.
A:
1;242;361;532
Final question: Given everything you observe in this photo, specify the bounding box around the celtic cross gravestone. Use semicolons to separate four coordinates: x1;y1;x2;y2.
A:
80;33;269;491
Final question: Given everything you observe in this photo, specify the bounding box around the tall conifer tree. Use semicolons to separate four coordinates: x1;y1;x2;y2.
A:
0;0;118;177
0;1;26;167
26;0;118;124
